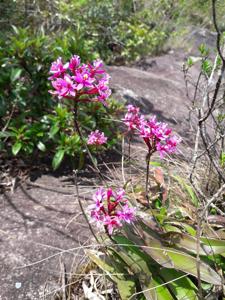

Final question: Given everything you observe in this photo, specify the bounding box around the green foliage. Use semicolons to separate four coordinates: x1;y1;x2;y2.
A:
87;167;225;299
0;26;95;117
117;20;166;62
220;152;225;167
173;175;199;207
1;99;122;169
87;218;224;299
0;24;123;170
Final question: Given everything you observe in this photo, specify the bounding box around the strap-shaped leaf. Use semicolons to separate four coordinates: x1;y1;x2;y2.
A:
113;235;153;274
160;269;198;300
86;249;136;300
172;175;199;207
136;221;174;268
201;237;225;255
113;236;175;300
142;237;222;285
144;276;174;300
52;149;65;170
163;232;213;256
164;221;196;237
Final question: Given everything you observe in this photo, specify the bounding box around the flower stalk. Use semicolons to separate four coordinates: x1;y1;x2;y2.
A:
145;151;151;207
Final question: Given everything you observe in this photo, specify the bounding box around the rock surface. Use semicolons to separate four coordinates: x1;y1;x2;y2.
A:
0;175;94;300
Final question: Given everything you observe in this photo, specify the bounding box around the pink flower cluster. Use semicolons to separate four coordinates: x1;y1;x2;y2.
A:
87;130;107;145
123;105;144;131
49;55;111;105
123;105;181;158
90;187;135;235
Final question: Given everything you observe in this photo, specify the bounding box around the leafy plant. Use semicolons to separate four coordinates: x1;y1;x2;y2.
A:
0;99;122;170
87;216;224;300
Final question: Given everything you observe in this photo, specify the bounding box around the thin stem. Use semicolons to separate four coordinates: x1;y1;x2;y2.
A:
128;134;132;178
72;102;106;184
73;169;100;244
104;225;115;243
145;151;151;208
121;136;126;184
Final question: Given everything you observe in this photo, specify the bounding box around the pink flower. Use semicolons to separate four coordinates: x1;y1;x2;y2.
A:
97;89;112;105
123;105;143;131
103;215;122;235
93;59;103;69
156;135;181;158
122;105;181;157
50;75;77;99
90;59;105;75
69;55;81;72
89;187;135;235
112;188;126;202
117;205;136;224
49;57;68;79
139;117;180;155
74;66;95;90
87;130;107;145
93;186;105;202
49;54;111;105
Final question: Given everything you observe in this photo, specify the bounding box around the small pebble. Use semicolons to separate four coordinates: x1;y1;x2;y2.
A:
15;282;22;289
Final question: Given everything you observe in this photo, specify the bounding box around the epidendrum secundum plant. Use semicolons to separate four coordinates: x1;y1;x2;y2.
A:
49;54;113;170
123;105;180;157
86;106;224;300
123;104;181;206
88;105;181;236
49;55;136;237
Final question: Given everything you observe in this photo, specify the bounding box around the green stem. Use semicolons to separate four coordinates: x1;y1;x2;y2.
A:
145;151;151;208
72;102;106;184
128;133;132;177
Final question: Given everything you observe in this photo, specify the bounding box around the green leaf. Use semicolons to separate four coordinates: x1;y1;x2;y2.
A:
164;248;221;285
86;249;124;282
146;276;174;300
117;281;136;300
11;68;22;82
220;152;225;167
11;25;19;35
141;227;222;284
137;222;174;268
150;161;161;167
164;224;182;233
52;149;65;170
201;237;225;255
0;131;16;138
202;60;212;76
113;235;152;275
86;249;136;300
187;57;193;67
199;44;209;56
49;123;60;138
173;176;198;206
12;142;22;155
113;235;173;300
164;221;196;236
163;232;213;256
160;269;198;300
37;141;46;152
